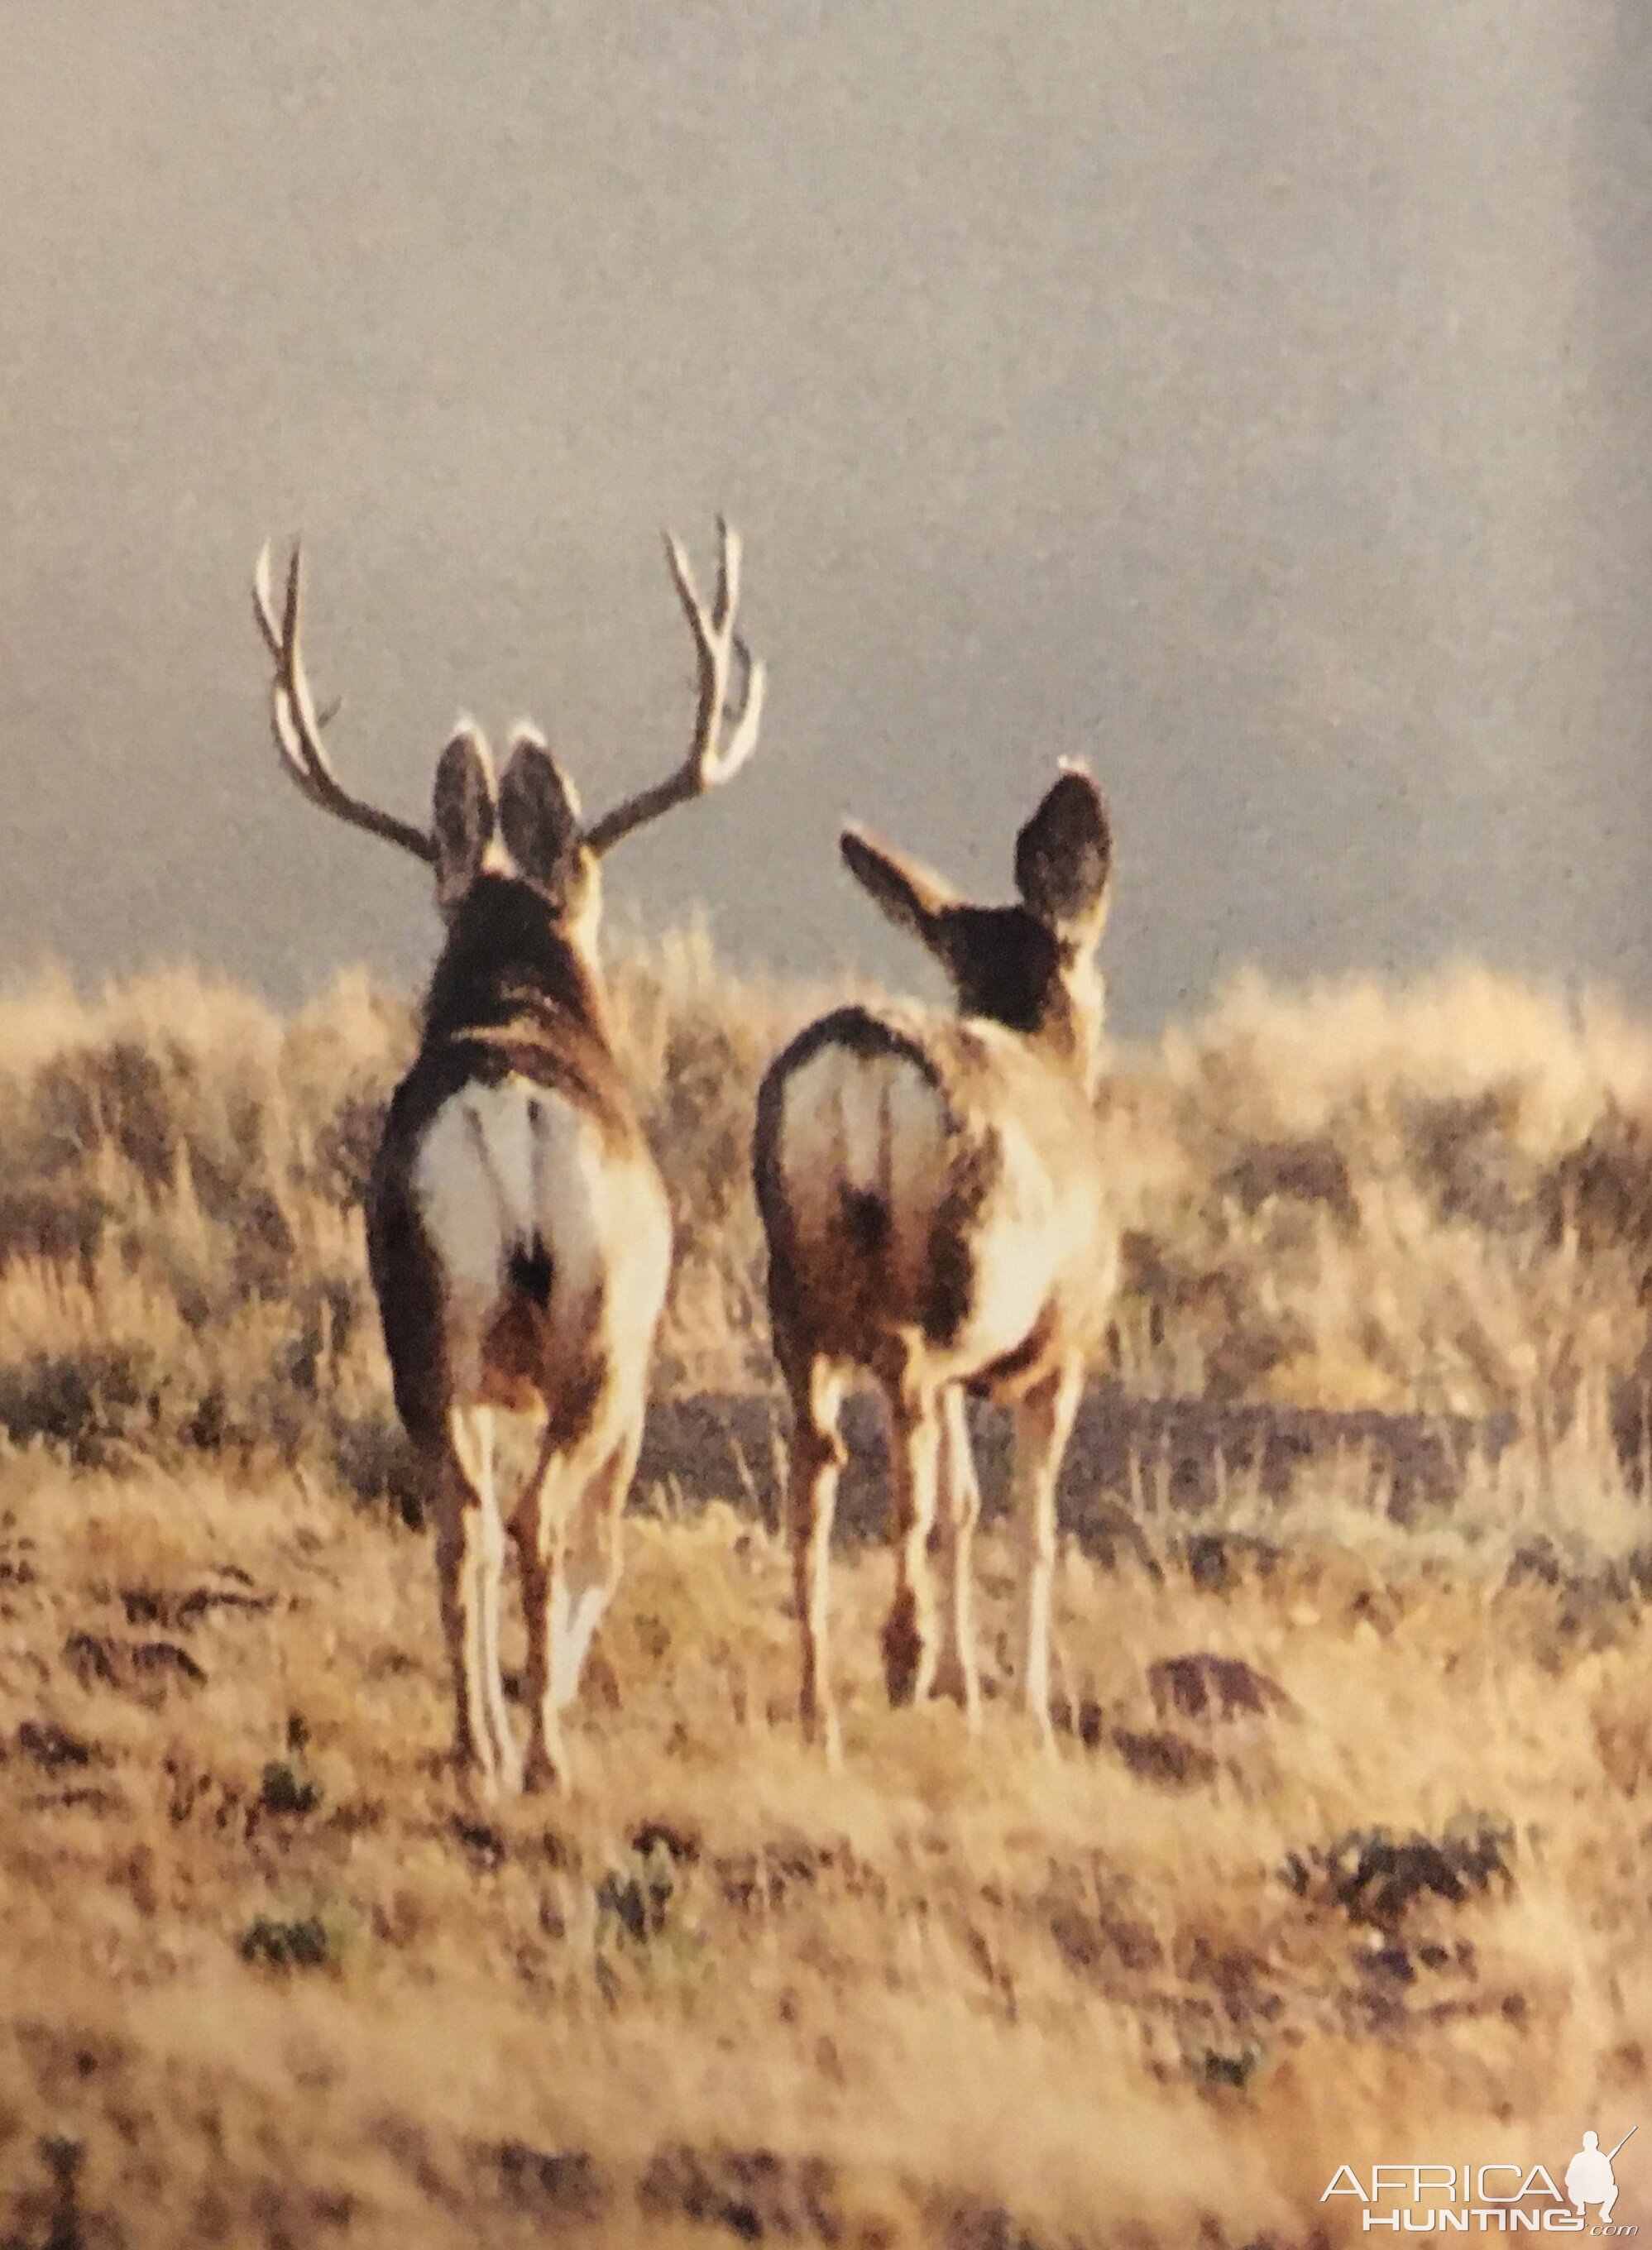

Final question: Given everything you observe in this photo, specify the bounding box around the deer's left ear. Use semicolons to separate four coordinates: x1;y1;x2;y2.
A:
1013;765;1112;947
432;724;498;910
499;729;584;895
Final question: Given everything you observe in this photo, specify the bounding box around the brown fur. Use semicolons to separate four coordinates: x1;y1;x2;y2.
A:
366;777;673;1800
251;523;767;1798
752;768;1118;1756
367;876;647;1442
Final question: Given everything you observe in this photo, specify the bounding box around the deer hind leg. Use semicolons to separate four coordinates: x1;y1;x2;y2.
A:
553;1421;643;1712
929;1384;982;1726
509;1419;639;1792
509;1424;577;1793
1010;1362;1082;1747
782;1352;846;1759
434;1405;520;1795
882;1372;942;1709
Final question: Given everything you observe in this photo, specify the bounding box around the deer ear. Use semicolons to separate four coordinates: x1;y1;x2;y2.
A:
432;724;497;908
1013;766;1112;945
499;729;584;894
840;826;959;956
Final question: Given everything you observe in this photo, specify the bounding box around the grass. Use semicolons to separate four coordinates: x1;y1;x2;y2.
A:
0;946;1648;1489
0;942;1650;2243
2;1446;1651;2245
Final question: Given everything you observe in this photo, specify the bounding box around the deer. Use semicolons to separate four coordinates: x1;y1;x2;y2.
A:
251;520;766;1794
751;768;1118;1760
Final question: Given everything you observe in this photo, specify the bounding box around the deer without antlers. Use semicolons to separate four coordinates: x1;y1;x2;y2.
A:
752;770;1118;1759
252;521;766;1793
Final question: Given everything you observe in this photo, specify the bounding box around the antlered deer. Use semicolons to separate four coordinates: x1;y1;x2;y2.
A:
752;771;1117;1758
252;522;765;1793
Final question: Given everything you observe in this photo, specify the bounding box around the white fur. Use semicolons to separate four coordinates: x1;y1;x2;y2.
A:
952;1112;1068;1357
777;1044;952;1295
412;1070;671;1741
553;1580;607;1707
411;1075;667;1404
772;1032;1113;1375
415;1078;600;1293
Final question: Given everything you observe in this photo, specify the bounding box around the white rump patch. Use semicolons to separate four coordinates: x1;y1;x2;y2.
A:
771;1031;1089;1371
776;1044;951;1289
414;1078;603;1305
409;1075;675;1407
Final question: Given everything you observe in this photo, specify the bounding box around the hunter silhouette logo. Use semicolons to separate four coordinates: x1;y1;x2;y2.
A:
1567;2132;1635;2227
1321;2127;1638;2233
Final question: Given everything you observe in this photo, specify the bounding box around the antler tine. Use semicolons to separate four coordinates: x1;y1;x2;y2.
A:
251;540;283;662
714;626;767;783
700;519;768;780
250;539;434;864
585;517;768;856
253;542;344;725
711;512;739;631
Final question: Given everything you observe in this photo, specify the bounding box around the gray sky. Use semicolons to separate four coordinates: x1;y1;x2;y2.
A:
2;1;1648;1032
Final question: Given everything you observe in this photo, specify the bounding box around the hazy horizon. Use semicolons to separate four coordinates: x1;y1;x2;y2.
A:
3;2;1649;1034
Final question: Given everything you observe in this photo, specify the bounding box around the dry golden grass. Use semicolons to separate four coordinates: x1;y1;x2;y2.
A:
0;935;815;1502
2;1439;1650;2247
0;947;1646;1496
1;945;1651;2243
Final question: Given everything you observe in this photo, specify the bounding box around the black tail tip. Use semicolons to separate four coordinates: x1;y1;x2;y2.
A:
507;1235;554;1307
843;1189;891;1257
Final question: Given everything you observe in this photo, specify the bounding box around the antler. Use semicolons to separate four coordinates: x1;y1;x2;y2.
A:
582;517;768;855
251;541;436;864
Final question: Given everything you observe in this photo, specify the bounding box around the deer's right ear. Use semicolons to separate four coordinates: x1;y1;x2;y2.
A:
432;724;498;909
840;827;958;951
1013;767;1113;947
499;730;583;896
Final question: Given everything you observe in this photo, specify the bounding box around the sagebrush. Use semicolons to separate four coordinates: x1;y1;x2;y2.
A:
0;949;1646;1498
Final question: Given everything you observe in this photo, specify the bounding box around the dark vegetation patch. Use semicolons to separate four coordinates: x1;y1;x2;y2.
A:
16;1719;101;1774
595;1833;697;1949
238;1914;336;1971
259;1760;323;1817
64;1633;205;1698
1281;1817;1515;1927
1110;1729;1220;1790
491;2138;606;2220
452;1817;507;1872
237;1903;361;1974
1147;1653;1293;1723
118;1576;275;1631
639;2142;845;2245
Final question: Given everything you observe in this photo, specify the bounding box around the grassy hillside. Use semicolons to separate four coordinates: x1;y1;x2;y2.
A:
4;1442;1652;2247
0;948;1646;1496
2;947;1651;2245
